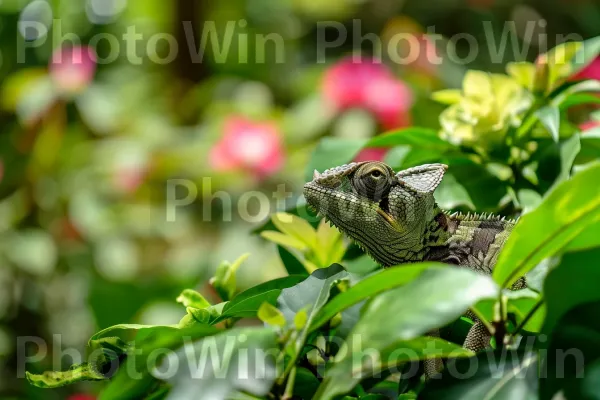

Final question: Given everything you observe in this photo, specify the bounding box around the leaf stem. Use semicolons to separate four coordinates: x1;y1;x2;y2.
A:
281;367;296;400
511;299;545;338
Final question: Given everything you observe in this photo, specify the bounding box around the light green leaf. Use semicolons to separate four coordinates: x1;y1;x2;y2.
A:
431;89;462;105
176;289;211;310
535;106;560;142
27;363;106;388
294;309;308;330
493;163;600;288
210;254;251;302
315;218;345;267
271;212;317;249
261;231;308;251
187;303;226;324
551;133;581;189
565;220;600;252
257;302;286;327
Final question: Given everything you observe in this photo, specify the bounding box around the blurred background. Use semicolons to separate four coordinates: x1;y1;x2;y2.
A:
0;0;599;398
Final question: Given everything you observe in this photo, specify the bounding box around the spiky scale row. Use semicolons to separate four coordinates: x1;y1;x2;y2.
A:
444;210;517;223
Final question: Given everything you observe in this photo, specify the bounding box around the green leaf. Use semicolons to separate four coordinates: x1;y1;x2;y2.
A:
309;263;435;333
162;327;278;399
550;133;581;190
257;302;286;327
99;324;219;400
210;254;250;302
314;267;498;399
214;276;305;323
176;289;211;309
565;220;600;252
535;106;560;142
541;301;600;400
559;92;600;110
278;264;349;329
293;367;321;399
187;302;226;324
277;264;350;365
365;127;453;151
552;79;600;107
306;138;366;182
493;163;600;288
27;362;106;388
90;324;180;343
542;247;600;335
420;350;539;399
294;309;308;330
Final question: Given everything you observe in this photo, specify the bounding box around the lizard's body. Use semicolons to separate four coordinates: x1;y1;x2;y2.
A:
303;162;525;370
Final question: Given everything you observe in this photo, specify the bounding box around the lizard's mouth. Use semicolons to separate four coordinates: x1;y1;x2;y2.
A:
375;208;396;226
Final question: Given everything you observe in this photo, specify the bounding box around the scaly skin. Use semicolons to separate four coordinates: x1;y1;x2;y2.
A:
303;161;526;372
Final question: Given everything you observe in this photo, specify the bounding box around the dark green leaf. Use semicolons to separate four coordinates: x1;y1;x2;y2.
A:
310;264;436;333
420;350;539;399
541;301;600;400
278;245;309;276
99;324;218;400
314;268;498;399
162;327;278;399
542;248;600;335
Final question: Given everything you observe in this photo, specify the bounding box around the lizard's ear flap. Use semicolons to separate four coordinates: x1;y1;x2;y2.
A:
395;164;447;194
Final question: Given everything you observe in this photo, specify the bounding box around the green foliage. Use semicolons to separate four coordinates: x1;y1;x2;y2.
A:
22;36;600;400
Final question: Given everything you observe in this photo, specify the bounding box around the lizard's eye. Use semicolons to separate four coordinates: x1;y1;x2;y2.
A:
353;164;393;201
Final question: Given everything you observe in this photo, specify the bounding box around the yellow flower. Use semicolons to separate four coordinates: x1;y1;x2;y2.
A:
433;70;533;147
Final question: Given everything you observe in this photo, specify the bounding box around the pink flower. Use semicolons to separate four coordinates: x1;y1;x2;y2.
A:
353;148;388;162
572;56;600;81
114;167;147;194
322;57;413;130
49;46;97;94
580;120;600;131
210;116;284;178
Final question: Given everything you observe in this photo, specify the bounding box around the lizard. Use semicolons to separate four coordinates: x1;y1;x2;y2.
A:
303;161;526;375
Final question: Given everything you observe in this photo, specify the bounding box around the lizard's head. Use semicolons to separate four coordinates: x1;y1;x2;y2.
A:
303;162;447;266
